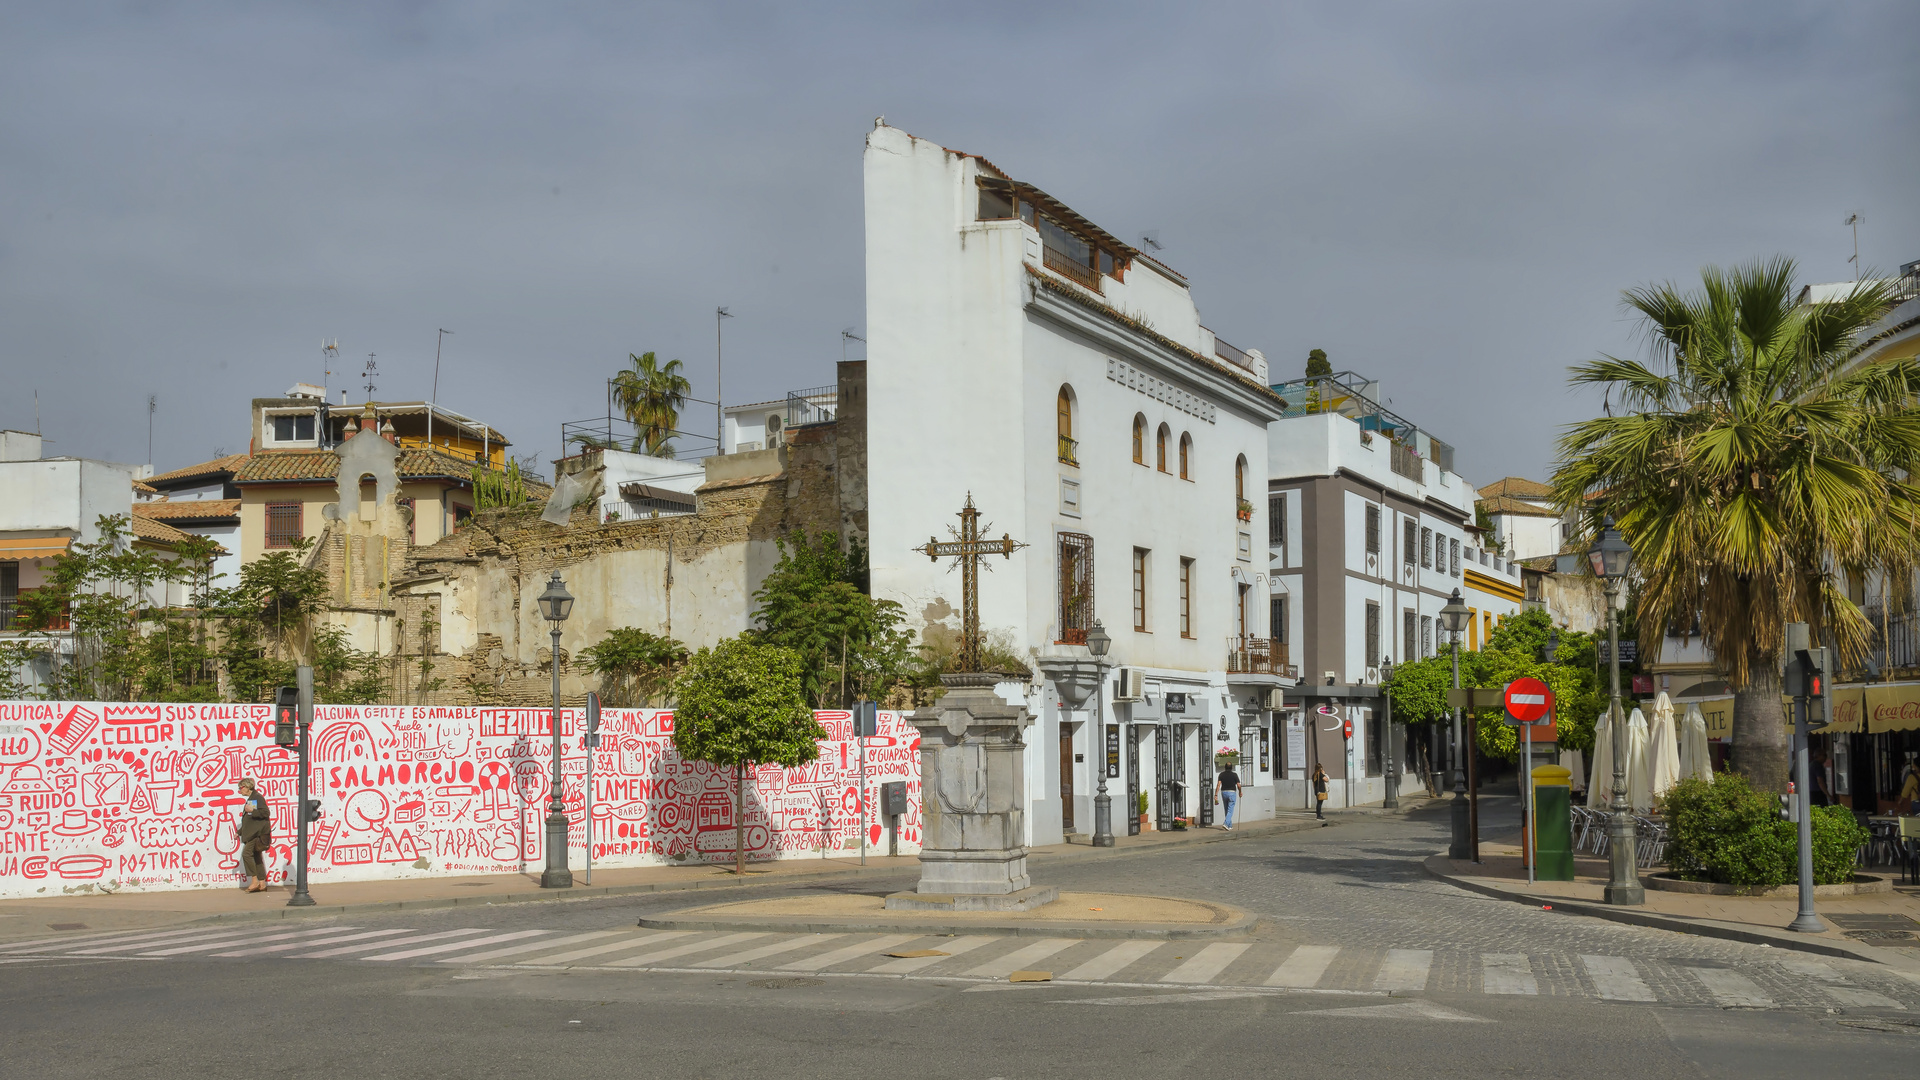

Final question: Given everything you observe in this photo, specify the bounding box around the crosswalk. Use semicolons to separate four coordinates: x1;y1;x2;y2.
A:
4;922;1913;1012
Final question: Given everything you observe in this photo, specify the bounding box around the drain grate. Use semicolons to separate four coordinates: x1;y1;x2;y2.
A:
1844;929;1920;945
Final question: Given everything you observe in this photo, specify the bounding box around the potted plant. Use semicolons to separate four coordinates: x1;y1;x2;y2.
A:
1236;498;1254;522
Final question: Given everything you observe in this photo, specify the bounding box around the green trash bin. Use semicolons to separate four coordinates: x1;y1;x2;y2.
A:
1532;764;1574;881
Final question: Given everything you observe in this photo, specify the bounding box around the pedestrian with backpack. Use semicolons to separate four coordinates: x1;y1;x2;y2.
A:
1312;763;1329;820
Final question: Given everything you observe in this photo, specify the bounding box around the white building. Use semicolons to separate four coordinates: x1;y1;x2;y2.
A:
1264;372;1522;807
1476;476;1566;562
722;389;839;455
862;122;1291;845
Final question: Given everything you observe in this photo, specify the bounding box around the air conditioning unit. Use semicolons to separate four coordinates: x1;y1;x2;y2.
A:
1264;688;1288;710
1114;668;1145;702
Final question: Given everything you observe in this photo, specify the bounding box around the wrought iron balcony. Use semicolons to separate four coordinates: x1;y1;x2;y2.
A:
1058;434;1079;466
1227;636;1295;677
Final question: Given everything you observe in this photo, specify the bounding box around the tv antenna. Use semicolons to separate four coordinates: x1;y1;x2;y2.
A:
1844;213;1863;277
1140;231;1162;252
322;339;339;398
841;328;865;362
146;394;158;466
362;353;379;397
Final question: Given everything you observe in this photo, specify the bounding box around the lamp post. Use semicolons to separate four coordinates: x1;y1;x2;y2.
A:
1588;517;1644;906
1438;589;1472;859
1087;619;1115;847
536;571;575;889
1381;656;1398;811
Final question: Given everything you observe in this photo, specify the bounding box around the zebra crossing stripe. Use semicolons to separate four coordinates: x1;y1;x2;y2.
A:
215;929;416;957
1265;945;1339;988
523;932;688;966
1776;959;1903;1009
1060;940;1163;982
692;934;847;969
1481;954;1538;995
69;927;259;955
777;936;915;971
298;928;488;958
867;936;997;973
143;926;360;957
442;931;621;964
1161;943;1251;984
1689;968;1774;1008
366;930;551;962
1373;950;1433;992
0;925;224;953
1580;955;1654;1001
607;932;767;968
966;939;1079;979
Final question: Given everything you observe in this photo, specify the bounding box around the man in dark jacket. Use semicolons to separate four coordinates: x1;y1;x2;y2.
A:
236;778;272;893
1215;764;1243;830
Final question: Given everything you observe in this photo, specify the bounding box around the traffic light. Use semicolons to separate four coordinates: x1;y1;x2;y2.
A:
303;799;323;823
585;691;601;749
1803;646;1832;729
273;686;299;746
853;700;878;738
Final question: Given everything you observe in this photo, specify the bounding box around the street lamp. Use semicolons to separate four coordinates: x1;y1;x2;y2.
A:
1438;588;1472;859
1588;517;1644;906
1087;619;1115;847
536;571;575;889
1381;656;1398;811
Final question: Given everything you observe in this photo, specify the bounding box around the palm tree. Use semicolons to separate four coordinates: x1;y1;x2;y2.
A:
1551;257;1912;792
611;351;691;458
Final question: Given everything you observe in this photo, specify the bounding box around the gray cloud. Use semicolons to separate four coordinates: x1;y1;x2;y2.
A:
2;1;1915;483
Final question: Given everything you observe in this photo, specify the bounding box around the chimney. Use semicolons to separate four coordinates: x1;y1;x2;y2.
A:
343;415;360;437
380;419;397;444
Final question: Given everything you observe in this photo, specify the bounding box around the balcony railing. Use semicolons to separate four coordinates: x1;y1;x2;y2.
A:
1866;606;1920;673
1043;246;1101;291
1227;636;1295;677
1058;434;1079;466
1389;440;1424;483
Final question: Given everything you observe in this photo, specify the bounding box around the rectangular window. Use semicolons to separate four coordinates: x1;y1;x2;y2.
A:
1058;532;1094;644
1268;494;1286;551
978;187;1015;220
271;413;315;442
1449;537;1461;577
1469;607;1481;650
1403;609;1417;668
1403;519;1417;567
1421;527;1433;569
265;502;302;548
1178;558;1194;638
1271;597;1288;645
0;561;16;630
1365;601;1380;668
1365;505;1380;556
1132;548;1149;632
1421;615;1433;658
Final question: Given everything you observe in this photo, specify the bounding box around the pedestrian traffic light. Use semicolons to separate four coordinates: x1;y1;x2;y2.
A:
303;799;323;823
273;686;299;746
584;691;601;749
1802;647;1831;729
853;700;878;738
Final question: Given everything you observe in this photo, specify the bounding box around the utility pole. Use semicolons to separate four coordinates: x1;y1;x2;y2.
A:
716;307;733;453
146;394;157;467
430;329;453;448
1845;213;1863;278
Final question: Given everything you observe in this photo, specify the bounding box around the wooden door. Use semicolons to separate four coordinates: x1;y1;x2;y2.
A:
1060;723;1075;831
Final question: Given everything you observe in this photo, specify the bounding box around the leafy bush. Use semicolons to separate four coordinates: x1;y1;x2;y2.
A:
579;627;687;707
1663;772;1867;887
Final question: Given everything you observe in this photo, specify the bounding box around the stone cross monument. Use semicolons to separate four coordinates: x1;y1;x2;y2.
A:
887;497;1056;912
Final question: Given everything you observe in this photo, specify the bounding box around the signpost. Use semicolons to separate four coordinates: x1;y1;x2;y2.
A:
1502;677;1555;885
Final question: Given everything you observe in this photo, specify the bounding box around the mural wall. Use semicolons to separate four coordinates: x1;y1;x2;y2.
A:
0;701;921;899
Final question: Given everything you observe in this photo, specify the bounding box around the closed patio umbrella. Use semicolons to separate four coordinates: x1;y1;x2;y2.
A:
1649;692;1682;799
1627;707;1653;813
1682;703;1714;781
1587;707;1615;809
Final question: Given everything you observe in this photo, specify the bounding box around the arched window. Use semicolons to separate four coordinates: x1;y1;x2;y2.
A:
1178;433;1192;480
1132;414;1146;465
1156;424;1170;472
1235;454;1247;499
1057;386;1077;466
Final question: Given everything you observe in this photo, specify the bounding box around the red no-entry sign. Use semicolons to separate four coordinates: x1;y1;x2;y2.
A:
1503;677;1554;726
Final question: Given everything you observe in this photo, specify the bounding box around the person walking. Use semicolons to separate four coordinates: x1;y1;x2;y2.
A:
1215;763;1243;831
1312;763;1329;820
235;778;273;893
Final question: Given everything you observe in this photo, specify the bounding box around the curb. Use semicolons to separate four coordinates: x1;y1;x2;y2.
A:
1423;853;1895;965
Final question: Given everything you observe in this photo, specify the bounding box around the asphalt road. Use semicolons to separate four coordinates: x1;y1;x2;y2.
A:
6;800;1917;1079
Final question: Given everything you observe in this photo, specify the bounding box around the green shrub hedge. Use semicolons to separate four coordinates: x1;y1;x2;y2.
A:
1661;772;1869;887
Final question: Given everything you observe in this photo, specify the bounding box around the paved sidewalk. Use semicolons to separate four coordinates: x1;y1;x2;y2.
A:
0;808;1335;942
1427;839;1920;970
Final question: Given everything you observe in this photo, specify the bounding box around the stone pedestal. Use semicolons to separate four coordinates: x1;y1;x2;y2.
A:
886;672;1058;912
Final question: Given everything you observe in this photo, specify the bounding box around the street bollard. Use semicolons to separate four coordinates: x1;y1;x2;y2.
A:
1532;764;1574;882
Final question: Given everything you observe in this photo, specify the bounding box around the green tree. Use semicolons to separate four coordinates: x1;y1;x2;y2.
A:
752;530;921;707
612;351;692;458
1305;348;1331;378
1551;257;1911;791
579;627;688;706
670;636;825;874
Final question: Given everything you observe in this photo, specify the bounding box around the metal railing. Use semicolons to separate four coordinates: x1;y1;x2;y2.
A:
1866;605;1920;672
1227;637;1295;677
1212;334;1254;371
1389;440;1424;483
1043;246;1101;290
784;385;837;429
1058;434;1079;466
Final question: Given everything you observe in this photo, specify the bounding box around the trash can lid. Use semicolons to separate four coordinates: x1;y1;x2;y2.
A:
1531;764;1572;786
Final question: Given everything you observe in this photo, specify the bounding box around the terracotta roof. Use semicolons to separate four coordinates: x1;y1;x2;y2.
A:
146;453;250;487
1477;476;1554;501
133;499;241;522
1477;494;1560;518
128;514;192;545
233;447;552;499
132;479;158;495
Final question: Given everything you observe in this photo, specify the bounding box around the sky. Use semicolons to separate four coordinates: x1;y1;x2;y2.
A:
3;2;1916;485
